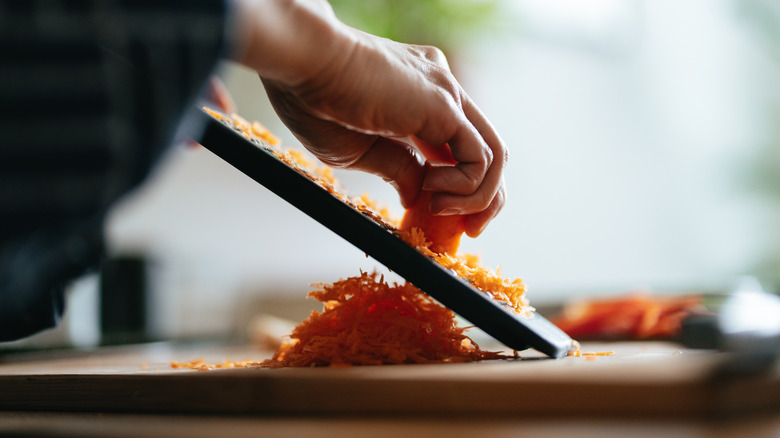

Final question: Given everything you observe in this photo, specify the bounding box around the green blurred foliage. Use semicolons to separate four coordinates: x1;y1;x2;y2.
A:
745;108;780;291
738;0;780;61
737;0;780;291
328;0;505;53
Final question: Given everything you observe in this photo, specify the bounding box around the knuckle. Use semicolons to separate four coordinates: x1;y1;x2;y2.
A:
494;188;507;214
483;187;504;213
483;188;498;210
421;45;448;64
471;191;493;213
482;143;494;168
432;86;457;108
461;168;484;194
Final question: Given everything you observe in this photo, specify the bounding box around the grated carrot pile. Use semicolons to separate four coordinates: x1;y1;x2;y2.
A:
260;271;509;367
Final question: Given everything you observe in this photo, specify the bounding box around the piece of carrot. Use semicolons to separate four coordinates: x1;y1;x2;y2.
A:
399;142;465;257
400;190;466;256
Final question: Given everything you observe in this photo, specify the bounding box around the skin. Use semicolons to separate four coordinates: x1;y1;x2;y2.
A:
228;0;508;237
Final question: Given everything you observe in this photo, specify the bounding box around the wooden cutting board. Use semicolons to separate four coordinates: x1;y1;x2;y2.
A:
1;342;778;418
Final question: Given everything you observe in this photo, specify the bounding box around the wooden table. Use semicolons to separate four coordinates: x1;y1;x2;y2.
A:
1;341;778;437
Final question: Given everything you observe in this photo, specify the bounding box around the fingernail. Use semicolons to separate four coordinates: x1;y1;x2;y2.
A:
435;208;462;216
422;173;440;191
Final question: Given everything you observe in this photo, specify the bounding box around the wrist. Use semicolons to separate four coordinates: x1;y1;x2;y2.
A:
229;0;355;87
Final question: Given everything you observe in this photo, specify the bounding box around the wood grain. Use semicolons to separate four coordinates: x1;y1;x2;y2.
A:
0;342;778;418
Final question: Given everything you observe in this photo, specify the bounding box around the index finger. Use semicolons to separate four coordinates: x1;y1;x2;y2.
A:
417;112;493;197
432;94;508;215
423;92;508;218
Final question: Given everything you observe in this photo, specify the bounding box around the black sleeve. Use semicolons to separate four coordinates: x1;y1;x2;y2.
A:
0;0;229;341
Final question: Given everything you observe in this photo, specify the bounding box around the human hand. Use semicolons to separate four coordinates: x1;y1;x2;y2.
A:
231;0;507;237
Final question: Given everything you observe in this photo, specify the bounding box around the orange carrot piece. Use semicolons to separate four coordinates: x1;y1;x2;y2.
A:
552;293;703;340
399;190;466;256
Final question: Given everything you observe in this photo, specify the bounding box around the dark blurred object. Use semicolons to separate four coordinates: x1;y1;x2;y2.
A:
0;219;100;342
0;0;226;342
99;255;148;345
682;278;780;374
679;313;720;349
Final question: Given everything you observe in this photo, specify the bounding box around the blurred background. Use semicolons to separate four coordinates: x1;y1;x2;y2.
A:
6;0;780;348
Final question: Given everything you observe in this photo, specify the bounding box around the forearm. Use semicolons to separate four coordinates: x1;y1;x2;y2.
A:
228;0;355;87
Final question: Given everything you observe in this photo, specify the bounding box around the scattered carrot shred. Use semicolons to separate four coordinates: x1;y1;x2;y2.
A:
583;351;615;357
170;358;263;371
251;120;281;145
